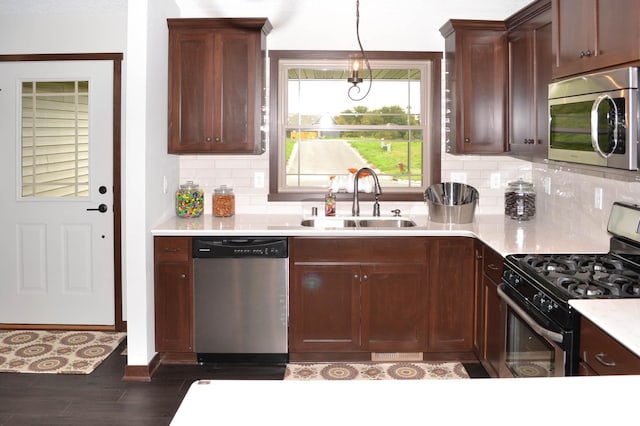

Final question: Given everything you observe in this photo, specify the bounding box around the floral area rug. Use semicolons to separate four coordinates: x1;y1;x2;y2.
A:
0;329;126;374
285;362;469;380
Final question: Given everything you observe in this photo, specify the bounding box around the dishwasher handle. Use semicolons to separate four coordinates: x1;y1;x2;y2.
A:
192;237;288;258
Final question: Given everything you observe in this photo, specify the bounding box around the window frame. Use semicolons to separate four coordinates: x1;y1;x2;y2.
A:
268;50;441;202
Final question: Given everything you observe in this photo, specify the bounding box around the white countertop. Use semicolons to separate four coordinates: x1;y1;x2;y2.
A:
570;299;640;356
152;213;610;256
171;376;640;425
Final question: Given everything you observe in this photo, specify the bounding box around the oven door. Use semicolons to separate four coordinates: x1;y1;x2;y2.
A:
497;284;569;378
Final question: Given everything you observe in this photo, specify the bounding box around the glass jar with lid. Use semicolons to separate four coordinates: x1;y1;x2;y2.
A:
213;185;235;217
505;179;536;220
175;181;204;218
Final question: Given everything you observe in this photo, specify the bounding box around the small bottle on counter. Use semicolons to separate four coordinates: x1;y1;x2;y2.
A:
324;190;336;216
213;185;235;217
505;179;536;221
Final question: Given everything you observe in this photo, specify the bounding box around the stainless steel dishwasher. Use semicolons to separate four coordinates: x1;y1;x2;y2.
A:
192;237;288;364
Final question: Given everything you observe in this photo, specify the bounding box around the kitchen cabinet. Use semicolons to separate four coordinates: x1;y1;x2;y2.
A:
478;244;504;378
578;317;640;376
440;20;508;154
288;237;428;358
154;236;194;354
167;18;271;154
428;237;475;353
506;0;552;158
552;0;640;78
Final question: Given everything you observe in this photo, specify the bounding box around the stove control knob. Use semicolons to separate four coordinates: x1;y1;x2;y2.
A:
533;293;542;305
541;299;555;313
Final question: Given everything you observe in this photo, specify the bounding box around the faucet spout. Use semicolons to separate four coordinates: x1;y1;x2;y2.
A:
352;167;382;216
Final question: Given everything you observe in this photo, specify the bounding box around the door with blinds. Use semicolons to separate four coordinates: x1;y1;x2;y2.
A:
0;60;115;325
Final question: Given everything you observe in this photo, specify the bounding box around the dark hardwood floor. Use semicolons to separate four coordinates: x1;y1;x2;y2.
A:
0;339;489;425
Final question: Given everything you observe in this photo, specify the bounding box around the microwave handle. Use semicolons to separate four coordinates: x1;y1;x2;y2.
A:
590;94;619;158
497;284;564;344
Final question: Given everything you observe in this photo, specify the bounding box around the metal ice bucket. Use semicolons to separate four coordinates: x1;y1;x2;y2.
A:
424;182;479;224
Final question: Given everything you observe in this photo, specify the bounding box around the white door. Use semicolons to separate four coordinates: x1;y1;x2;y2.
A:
0;60;114;325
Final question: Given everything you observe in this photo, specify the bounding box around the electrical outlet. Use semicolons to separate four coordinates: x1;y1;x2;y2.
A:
254;172;265;189
490;173;501;189
594;187;603;210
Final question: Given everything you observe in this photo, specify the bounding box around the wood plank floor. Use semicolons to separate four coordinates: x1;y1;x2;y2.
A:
0;339;489;425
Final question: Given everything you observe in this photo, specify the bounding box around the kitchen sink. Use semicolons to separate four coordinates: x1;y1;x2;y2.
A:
300;217;417;229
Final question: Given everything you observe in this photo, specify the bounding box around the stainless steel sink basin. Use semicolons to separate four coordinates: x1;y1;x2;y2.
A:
300;217;417;229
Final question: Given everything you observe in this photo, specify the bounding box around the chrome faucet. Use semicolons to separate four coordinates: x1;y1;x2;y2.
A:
352;167;382;216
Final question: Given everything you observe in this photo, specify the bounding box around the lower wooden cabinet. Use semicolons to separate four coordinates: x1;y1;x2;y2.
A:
579;317;640;376
154;236;194;353
475;242;504;377
289;236;475;359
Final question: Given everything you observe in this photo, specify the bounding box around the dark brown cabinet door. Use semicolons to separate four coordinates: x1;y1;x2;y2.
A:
428;237;475;352
441;20;508;154
507;1;552;158
154;236;193;353
478;244;504;378
167;19;270;154
289;264;361;352
552;0;640;78
362;263;427;352
155;262;193;352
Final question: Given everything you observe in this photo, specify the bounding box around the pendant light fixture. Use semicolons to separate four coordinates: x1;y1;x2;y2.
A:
347;0;372;101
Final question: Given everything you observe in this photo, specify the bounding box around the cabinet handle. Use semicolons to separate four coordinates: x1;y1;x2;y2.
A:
163;247;181;253
579;49;593;58
594;352;616;367
487;263;500;271
476;255;483;260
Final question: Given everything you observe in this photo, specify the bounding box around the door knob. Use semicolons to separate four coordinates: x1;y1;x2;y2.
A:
87;204;108;213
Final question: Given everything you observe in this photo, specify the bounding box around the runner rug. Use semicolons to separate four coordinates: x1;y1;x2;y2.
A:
285;362;469;380
0;330;126;375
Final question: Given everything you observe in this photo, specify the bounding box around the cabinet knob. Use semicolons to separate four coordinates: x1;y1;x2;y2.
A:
206;137;212;142
464;137;471;143
362;274;368;281
215;137;221;142
579;49;593;58
180;273;187;279
354;274;360;280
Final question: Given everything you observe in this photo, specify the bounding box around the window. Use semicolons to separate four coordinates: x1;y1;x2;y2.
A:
268;51;441;201
21;80;90;198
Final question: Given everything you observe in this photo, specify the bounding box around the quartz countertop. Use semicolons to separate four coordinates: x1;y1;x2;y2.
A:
152;213;610;256
570;299;640;356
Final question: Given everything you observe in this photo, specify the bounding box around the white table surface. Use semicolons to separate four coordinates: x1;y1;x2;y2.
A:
171;376;640;425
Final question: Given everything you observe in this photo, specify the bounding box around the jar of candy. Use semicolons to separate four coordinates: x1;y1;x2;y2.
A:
175;181;204;218
213;185;235;217
505;179;536;220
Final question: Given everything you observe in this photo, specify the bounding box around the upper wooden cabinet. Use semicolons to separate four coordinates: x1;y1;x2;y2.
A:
552;0;640;78
507;0;552;158
167;18;272;154
440;20;508;154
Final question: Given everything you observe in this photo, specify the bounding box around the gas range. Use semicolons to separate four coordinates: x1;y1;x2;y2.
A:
499;202;640;377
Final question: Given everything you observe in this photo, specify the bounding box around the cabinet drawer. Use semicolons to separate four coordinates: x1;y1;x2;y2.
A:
482;246;503;283
155;236;191;262
580;317;640;375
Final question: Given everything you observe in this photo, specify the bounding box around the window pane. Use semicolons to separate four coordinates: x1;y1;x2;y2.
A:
280;59;430;194
21;80;90;198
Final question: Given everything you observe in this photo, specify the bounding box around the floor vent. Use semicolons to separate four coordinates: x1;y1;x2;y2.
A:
371;352;423;362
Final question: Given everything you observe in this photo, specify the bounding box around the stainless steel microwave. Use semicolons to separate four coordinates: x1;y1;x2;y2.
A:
548;67;639;170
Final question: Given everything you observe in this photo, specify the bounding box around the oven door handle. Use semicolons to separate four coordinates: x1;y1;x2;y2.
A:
497;284;564;344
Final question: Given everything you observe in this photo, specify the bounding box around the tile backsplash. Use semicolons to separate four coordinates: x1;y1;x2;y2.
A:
180;153;640;240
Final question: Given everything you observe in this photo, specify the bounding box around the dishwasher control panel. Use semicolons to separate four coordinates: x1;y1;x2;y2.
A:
192;237;288;258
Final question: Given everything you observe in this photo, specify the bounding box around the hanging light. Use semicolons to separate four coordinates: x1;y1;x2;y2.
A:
347;0;372;101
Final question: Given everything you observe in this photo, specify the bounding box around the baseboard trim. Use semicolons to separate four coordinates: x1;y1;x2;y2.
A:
122;353;161;382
